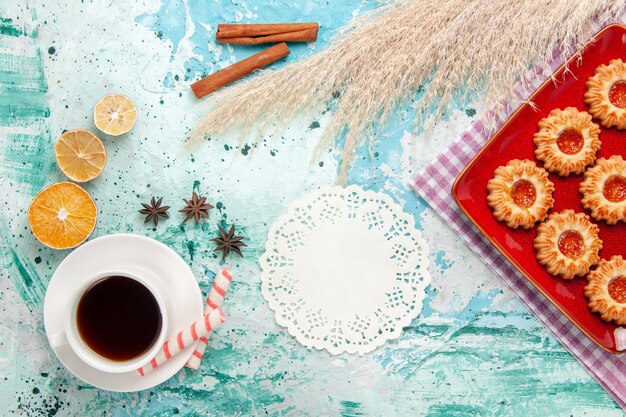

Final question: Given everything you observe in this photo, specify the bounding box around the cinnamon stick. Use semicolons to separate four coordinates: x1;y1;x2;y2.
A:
190;42;290;99
217;28;318;45
216;23;318;44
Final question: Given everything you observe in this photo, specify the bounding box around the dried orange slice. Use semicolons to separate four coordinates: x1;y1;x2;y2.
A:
28;182;97;249
93;94;137;136
55;129;107;182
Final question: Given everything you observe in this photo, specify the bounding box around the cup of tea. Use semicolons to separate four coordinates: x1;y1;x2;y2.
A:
49;269;169;374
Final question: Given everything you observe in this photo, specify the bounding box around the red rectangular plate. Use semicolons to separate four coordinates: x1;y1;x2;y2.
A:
453;24;626;353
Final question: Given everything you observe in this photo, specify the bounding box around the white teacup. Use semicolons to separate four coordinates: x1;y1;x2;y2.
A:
49;269;169;374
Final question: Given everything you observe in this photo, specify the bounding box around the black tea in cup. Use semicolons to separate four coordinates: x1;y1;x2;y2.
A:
76;276;162;362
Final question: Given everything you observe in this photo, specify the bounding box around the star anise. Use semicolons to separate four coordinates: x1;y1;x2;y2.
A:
210;224;246;260
139;196;170;226
179;191;214;223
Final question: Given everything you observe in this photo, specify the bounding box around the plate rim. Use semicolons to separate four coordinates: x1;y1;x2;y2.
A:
451;23;626;354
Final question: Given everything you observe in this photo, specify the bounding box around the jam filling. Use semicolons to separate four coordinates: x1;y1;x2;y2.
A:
603;175;626;203
609;81;626;109
556;128;584;155
510;179;536;208
608;276;626;304
557;230;584;259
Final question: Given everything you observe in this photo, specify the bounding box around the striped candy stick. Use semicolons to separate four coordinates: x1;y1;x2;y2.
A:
137;307;225;377
186;267;233;369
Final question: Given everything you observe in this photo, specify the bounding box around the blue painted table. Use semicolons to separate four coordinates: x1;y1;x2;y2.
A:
0;1;623;415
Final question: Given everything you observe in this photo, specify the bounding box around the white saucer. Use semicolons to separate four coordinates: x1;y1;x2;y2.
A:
43;233;203;392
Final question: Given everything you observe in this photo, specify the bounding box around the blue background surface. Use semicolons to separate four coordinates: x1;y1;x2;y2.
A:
0;0;622;415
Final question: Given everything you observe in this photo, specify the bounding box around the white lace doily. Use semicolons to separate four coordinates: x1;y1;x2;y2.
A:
260;185;431;355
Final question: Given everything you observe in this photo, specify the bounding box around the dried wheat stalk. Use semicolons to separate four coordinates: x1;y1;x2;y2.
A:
190;0;622;184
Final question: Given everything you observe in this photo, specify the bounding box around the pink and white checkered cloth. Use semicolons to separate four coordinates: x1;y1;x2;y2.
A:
412;18;626;410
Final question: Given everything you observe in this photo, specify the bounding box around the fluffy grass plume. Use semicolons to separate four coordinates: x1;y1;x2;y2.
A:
190;0;622;184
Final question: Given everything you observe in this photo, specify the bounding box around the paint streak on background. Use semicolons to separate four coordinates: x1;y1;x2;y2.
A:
0;1;624;416
0;9;53;313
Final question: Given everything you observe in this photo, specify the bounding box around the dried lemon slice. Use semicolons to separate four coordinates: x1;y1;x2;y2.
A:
93;94;137;136
55;129;106;182
28;182;97;249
